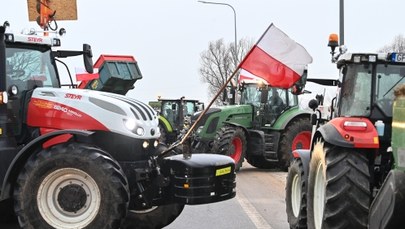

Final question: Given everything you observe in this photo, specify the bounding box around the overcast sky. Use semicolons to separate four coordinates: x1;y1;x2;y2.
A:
1;0;404;104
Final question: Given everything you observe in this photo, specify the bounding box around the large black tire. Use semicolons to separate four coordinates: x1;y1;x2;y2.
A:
285;158;307;229
278;117;312;170
307;141;371;229
0;199;17;223
121;204;185;229
14;142;130;229
246;117;311;170
212;125;247;171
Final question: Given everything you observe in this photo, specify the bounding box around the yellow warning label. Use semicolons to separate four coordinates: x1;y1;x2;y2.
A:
216;166;231;176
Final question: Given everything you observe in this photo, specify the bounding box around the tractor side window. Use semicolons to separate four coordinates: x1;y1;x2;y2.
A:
287;89;298;107
339;64;372;117
375;64;405;117
268;88;286;114
185;102;195;116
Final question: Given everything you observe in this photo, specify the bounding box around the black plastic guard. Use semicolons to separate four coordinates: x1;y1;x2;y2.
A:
369;170;405;229
161;154;236;205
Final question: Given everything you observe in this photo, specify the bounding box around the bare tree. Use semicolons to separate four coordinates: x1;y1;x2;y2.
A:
377;34;405;52
199;38;254;104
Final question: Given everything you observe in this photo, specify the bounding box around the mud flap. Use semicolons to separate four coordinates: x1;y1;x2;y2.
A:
369;170;405;229
161;154;236;205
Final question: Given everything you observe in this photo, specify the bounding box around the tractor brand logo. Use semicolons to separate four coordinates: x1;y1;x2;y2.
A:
27;37;43;43
65;93;82;100
32;100;54;109
53;104;82;117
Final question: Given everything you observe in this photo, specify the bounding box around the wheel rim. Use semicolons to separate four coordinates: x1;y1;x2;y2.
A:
313;162;326;229
37;168;101;229
292;131;311;150
231;137;243;163
291;173;302;217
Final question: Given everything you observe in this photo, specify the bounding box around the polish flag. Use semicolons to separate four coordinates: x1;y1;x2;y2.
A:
238;69;268;84
75;67;99;81
238;23;312;88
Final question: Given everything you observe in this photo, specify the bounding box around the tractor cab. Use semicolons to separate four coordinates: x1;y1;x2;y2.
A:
334;53;405;145
2;23;92;144
238;80;298;126
152;98;204;144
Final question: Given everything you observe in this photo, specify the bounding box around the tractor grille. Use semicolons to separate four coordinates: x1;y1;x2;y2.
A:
102;94;156;121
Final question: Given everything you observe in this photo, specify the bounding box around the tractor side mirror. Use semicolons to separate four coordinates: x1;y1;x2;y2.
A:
308;99;319;111
83;44;94;74
291;69;308;95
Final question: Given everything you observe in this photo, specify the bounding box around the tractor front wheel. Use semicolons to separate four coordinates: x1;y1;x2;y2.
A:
212;125;247;171
14;142;129;229
285;158;307;228
307;141;371;229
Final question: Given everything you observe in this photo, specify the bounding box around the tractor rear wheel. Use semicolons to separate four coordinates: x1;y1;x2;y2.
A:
212;125;247;171
121;204;185;229
278;117;312;170
286;158;307;228
0;199;17;223
307;141;371;229
14;142;129;229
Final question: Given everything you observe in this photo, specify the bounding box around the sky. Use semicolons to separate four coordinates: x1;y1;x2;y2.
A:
1;0;405;105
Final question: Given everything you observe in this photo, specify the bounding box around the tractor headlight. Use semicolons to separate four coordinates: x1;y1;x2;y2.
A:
142;141;149;149
196;126;204;134
124;119;145;136
136;127;145;136
124;119;136;131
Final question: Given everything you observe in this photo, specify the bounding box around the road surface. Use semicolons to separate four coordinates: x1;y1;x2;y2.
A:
165;163;289;229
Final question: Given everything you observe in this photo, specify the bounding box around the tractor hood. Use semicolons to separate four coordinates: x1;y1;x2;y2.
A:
27;88;159;139
192;104;253;129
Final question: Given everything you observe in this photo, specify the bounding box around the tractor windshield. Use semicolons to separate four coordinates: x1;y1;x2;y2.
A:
375;64;405;117
240;83;261;107
339;63;405;118
6;44;59;90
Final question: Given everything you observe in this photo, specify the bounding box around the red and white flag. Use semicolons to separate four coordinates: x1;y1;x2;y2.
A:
75;67;99;81
238;23;312;88
238;69;268;84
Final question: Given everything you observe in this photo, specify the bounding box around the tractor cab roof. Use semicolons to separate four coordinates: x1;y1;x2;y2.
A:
336;52;405;67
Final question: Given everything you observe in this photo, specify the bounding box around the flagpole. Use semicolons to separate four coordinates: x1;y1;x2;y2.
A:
158;68;239;159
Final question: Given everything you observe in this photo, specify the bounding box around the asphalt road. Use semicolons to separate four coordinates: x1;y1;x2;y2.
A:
166;163;289;229
1;163;289;229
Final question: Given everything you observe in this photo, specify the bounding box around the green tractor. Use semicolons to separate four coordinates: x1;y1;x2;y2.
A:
149;97;204;144
190;76;312;171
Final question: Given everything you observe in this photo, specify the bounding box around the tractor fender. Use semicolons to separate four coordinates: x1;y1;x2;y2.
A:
272;110;311;130
159;116;173;133
291;149;311;179
315;117;379;149
0;129;95;201
222;121;249;136
315;123;354;148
